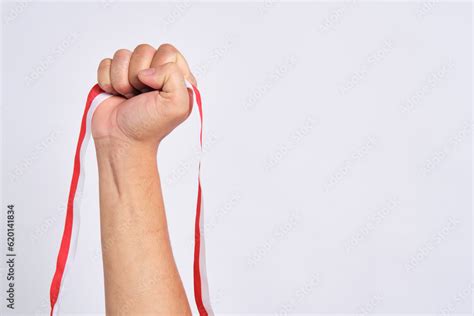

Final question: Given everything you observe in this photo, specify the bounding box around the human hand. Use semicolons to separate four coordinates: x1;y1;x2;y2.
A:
92;43;197;147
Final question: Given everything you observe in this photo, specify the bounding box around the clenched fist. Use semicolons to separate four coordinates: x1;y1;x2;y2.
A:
92;43;197;145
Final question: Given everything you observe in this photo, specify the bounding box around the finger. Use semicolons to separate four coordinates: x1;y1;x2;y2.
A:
138;63;188;96
110;49;136;98
97;58;117;94
150;43;197;87
129;44;156;92
138;63;191;119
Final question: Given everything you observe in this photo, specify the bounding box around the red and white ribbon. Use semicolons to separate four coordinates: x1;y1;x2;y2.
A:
50;82;213;315
187;81;214;316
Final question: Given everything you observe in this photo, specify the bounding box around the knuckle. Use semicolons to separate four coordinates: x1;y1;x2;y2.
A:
97;59;112;91
114;48;131;58
155;43;179;62
134;43;155;53
98;58;111;70
158;43;177;52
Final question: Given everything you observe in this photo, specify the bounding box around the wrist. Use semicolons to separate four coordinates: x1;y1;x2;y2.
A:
94;136;157;165
94;136;160;202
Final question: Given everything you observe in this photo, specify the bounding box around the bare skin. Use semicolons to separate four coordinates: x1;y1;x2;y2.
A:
92;43;197;315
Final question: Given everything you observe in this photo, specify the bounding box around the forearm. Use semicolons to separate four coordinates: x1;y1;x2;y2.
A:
95;137;191;315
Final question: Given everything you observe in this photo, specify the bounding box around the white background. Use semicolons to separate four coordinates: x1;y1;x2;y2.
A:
1;1;472;315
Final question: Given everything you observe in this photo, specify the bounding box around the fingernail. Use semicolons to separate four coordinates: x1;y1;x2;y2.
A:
140;68;155;76
125;93;134;98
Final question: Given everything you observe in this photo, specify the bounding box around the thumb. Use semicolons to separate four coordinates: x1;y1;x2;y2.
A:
137;62;187;94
